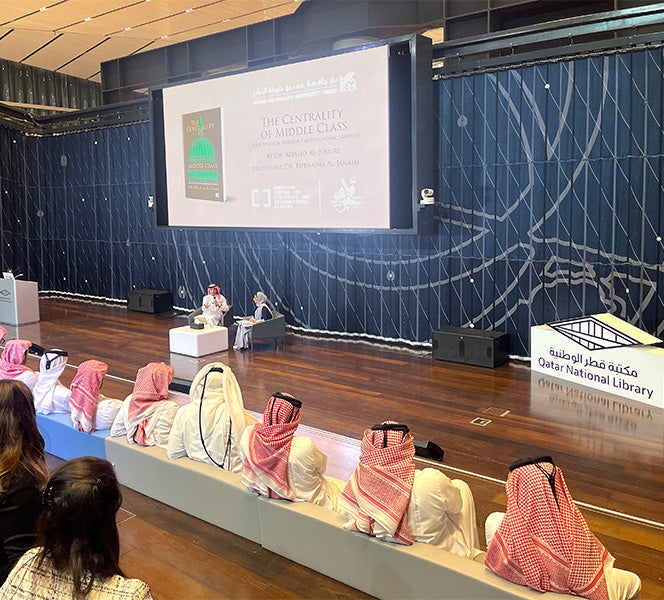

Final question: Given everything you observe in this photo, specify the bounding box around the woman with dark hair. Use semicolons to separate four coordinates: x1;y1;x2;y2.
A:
0;456;152;600
0;380;48;584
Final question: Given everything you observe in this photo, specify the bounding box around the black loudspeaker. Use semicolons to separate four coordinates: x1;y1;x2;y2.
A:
169;377;191;394
414;438;444;462
432;326;509;368
127;289;173;314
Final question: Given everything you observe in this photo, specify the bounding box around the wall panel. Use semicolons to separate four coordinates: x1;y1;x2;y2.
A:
2;46;664;356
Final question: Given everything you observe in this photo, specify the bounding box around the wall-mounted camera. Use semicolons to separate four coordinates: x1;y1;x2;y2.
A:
420;188;434;205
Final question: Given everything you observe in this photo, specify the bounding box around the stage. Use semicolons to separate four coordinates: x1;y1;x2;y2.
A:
8;298;664;599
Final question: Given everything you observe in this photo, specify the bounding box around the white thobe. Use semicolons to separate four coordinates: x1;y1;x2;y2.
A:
239;426;345;510
111;393;180;448
408;468;480;558
33;353;70;414
339;467;481;557
167;401;257;472
13;371;37;392
201;294;228;326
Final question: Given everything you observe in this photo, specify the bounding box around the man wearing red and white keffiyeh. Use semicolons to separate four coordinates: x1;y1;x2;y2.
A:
0;339;37;390
111;362;179;447
69;360;122;433
69;360;107;433
338;422;415;545
485;458;641;600
240;393;345;509
241;393;301;500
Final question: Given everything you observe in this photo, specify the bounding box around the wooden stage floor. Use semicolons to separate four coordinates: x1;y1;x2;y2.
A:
9;298;664;599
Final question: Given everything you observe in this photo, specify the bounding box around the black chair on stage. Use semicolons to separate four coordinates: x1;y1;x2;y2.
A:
248;312;286;351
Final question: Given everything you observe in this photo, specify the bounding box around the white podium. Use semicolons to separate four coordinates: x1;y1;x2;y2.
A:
0;279;39;326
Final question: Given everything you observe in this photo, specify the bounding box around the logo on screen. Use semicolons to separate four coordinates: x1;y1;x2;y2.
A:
331;176;362;212
339;72;356;93
182;108;224;201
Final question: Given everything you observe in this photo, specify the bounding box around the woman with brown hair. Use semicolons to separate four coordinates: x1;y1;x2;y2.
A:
0;456;152;599
0;380;48;583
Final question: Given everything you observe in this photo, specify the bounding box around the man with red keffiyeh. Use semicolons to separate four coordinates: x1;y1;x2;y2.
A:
240;392;344;510
484;456;640;600
68;360;122;433
338;421;480;557
111;362;179;447
0;340;37;391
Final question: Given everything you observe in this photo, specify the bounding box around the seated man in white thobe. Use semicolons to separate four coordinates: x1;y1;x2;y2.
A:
111;362;179;448
485;456;640;600
0;339;37;391
240;392;345;511
33;349;71;414
337;421;480;557
200;284;230;327
167;362;256;472
69;360;122;432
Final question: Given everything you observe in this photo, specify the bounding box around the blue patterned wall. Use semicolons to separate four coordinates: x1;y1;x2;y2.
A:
1;46;663;356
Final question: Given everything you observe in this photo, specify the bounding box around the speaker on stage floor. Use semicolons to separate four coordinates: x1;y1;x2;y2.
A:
127;289;173;314
414;438;444;462
169;377;191;394
432;326;509;368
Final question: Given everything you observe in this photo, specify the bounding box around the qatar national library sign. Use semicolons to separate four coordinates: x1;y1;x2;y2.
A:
531;313;664;409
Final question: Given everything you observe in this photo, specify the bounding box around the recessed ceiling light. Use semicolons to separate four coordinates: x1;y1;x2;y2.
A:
161;34;168;39
84;17;91;21
125;26;131;31
186;7;193;12
39;6;46;11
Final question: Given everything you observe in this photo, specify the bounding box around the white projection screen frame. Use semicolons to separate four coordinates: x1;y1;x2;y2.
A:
152;37;430;231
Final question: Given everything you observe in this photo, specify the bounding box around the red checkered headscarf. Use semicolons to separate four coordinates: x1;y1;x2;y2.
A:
338;422;415;545
127;362;174;445
242;392;301;500
0;339;32;378
69;360;108;433
485;459;610;600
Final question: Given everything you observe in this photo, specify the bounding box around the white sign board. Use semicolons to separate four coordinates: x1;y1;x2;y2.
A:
531;324;664;409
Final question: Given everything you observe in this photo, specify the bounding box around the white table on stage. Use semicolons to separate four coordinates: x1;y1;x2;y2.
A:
169;325;229;357
0;279;39;326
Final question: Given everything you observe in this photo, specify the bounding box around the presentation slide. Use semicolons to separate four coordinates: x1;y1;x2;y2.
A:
161;45;391;229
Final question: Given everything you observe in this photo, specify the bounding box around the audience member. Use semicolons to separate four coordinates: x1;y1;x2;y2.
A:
233;291;272;350
32;349;70;414
240;392;345;510
485;456;641;600
0;380;48;584
69;360;122;433
167;362;256;471
0;456;152;600
338;421;479;557
0;340;37;391
111;362;178;447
